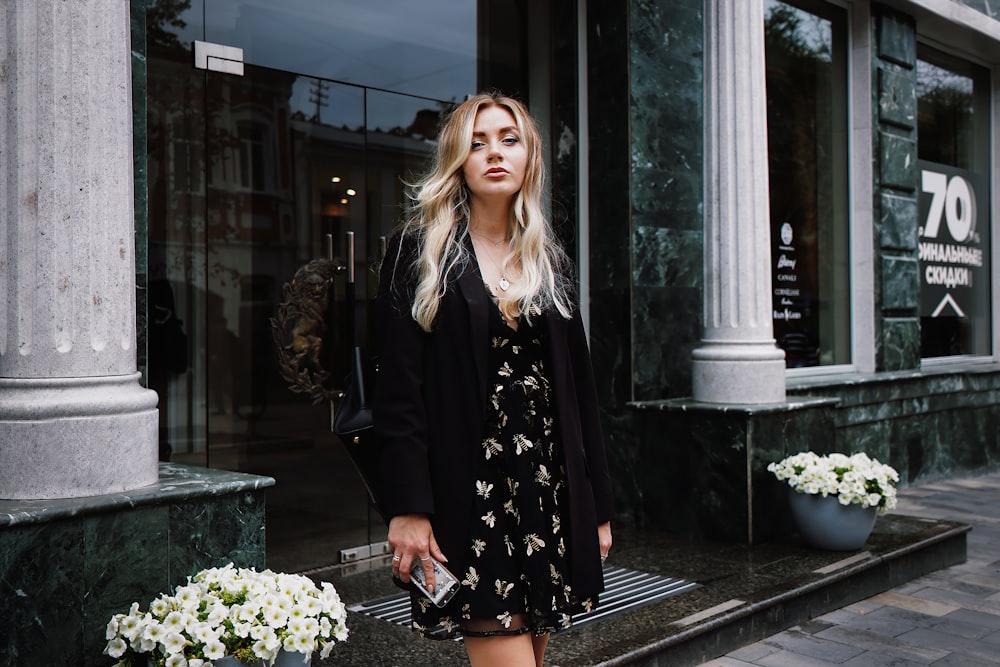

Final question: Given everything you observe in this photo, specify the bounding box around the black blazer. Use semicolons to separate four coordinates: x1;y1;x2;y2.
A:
373;230;614;600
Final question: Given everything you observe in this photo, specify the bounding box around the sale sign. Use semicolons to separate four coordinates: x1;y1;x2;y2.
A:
917;162;988;320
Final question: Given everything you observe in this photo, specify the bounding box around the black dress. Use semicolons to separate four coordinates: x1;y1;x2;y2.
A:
410;290;598;639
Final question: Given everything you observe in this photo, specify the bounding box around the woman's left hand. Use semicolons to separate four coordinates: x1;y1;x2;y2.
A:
598;521;612;563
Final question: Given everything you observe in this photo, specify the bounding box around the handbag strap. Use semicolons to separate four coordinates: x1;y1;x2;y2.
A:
350;346;368;409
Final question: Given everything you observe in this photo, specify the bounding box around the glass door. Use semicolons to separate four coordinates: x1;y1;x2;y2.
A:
145;0;560;573
150;57;443;572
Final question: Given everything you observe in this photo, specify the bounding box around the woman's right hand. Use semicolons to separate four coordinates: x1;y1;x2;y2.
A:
388;514;447;591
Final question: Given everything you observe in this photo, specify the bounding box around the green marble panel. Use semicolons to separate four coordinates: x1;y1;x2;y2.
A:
0;464;272;665
168;491;267;586
878;67;916;129
0;521;86;664
881;255;919;311
630;398;839;544
880;317;920;371
632;284;700;400
879;132;917;192
633;226;702;288
629;0;702;226
627;0;703;403
877;10;916;69
879;193;918;251
82;505;169;663
587;0;632;410
789;367;1000;484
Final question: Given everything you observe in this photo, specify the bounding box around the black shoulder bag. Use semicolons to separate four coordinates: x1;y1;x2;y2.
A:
331;231;382;517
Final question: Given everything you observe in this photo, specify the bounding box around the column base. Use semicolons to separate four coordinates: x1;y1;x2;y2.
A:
0;374;159;499
691;342;787;404
0;462;274;665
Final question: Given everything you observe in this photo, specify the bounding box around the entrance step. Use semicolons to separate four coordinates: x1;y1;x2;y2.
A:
306;513;968;666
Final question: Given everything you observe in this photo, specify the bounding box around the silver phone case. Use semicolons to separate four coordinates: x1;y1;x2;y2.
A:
409;558;460;607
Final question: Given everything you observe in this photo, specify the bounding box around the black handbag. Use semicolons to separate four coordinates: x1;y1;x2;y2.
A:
331;231;383;517
333;346;373;436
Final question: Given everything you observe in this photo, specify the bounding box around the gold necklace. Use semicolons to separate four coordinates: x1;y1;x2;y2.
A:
470;230;510;247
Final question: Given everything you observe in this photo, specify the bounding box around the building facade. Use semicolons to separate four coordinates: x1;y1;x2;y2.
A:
131;0;1000;571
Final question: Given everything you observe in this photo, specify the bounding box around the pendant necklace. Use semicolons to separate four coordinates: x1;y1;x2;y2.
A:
475;239;511;292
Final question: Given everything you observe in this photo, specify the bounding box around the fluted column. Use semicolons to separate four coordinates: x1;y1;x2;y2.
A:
0;0;158;498
691;0;786;404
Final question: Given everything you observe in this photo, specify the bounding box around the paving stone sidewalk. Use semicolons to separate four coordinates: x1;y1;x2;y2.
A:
698;471;1000;667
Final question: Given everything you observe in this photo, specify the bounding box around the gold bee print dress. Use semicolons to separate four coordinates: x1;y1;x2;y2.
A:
410;289;597;639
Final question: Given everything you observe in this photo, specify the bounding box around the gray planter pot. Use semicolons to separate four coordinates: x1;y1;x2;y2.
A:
788;489;878;551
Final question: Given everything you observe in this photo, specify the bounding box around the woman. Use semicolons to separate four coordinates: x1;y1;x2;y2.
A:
373;92;614;667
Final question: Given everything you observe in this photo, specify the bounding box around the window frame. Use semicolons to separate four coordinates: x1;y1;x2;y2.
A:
768;0;869;379
915;33;997;367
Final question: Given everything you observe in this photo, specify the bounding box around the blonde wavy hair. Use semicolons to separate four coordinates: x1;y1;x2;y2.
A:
402;92;573;332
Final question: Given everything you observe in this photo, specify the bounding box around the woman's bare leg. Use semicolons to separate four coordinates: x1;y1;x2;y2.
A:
532;633;549;667
464;634;536;667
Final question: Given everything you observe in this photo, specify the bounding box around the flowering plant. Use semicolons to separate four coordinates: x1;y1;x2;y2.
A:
104;563;348;667
767;451;900;514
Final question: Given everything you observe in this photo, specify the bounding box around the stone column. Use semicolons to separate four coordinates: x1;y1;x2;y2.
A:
691;0;786;404
0;0;159;498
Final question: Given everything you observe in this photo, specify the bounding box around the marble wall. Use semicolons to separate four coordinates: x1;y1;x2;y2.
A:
789;365;1000;484
587;0;1000;536
629;0;705;402
872;7;921;371
587;0;705;527
631;398;839;543
0;464;272;666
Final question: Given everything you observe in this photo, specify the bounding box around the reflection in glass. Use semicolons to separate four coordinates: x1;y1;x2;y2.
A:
764;0;850;368
917;49;992;358
205;0;477;102
145;0;542;571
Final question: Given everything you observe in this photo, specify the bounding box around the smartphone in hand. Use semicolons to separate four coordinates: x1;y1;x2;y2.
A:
409;558;460;608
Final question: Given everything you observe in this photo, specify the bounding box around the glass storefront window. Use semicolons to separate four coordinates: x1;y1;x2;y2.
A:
145;1;554;572
917;47;992;358
764;0;851;368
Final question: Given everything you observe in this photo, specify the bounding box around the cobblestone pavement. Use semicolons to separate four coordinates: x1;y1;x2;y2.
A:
698;471;1000;667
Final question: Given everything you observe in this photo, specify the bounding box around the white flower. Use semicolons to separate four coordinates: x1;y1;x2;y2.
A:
105;616;121;641
301;617;320;637
163;631;188;654
288;633;315;653
104;565;348;662
163;611;186;631
174;584;202;611
143;621;166;644
263;605;288;628
768;451;899;515
203;638;226;659
105;638;127;658
253;638;280;662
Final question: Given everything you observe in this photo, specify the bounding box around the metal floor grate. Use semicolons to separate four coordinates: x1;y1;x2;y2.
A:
348;565;699;635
